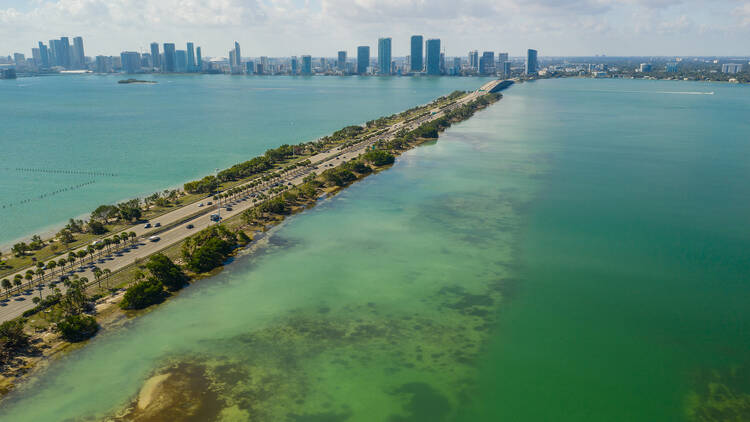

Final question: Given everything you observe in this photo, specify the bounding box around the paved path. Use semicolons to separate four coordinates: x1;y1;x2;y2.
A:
0;81;502;323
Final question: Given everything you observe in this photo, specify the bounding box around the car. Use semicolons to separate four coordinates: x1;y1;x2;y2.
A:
144;223;152;228
206;201;213;205
148;236;160;242
186;224;195;229
154;222;161;227
198;203;204;207
225;206;233;211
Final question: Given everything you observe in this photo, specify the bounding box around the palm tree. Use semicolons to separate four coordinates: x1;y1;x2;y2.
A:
93;268;102;288
129;231;136;245
13;275;22;292
86;246;95;264
104;238;112;254
36;267;45;283
58;258;68;272
47;260;57;275
2;278;11;297
68;252;77;269
103;268;112;287
77;250;87;267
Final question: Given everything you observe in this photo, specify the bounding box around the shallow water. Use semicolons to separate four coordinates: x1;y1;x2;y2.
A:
1;78;749;421
0;75;489;245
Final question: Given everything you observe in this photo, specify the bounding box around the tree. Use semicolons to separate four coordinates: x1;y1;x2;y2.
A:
88;220;107;235
35;267;45;283
13;275;22;289
103;269;112;287
58;229;75;246
47;260;57;275
145;254;189;292
93;268;102;288
2;279;11;296
60;277;89;316
120;279;167;310
77;250;87;267
56;314;99;342
57;258;68;271
362;149;395;166
0;319;29;357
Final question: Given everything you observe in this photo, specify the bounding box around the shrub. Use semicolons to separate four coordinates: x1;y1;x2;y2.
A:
0;319;29;351
57;314;99;342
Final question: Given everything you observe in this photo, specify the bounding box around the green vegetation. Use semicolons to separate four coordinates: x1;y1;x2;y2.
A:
362;150;395;166
182;225;239;273
0;319;29;364
146;253;189;292
120;278;167;310
322;167;357;187
56;315;99;342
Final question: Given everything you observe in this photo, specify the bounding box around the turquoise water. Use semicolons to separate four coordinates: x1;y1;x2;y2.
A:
0;75;488;246
1;78;749;421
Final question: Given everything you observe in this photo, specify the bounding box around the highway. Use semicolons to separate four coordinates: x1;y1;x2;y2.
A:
0;80;503;323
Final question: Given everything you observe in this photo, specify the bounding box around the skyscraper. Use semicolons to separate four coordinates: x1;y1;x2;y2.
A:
38;42;49;69
48;39;58;66
73;36;85;69
378;37;392;75
357;46;370;75
425;39;441;75
59;37;71;69
498;52;509;65
468;50;479;71
291;56;299;74
503;61;511;77
410;35;423;72
479;51;495;75
186;42;195;72
301;55;312;75
163;43;176;72
150;43;160;70
526;49;538;75
234;42;241;66
337;51;347;71
175;50;187;72
196;47;202;71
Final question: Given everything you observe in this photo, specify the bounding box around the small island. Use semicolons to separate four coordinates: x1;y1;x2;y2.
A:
118;79;157;84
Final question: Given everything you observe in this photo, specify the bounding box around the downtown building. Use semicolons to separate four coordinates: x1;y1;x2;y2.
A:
378;38;392;75
410;35;423;73
426;39;441;75
357;46;370;75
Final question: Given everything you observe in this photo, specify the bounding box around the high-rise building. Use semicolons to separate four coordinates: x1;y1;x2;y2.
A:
721;63;743;74
48;39;58;66
234;42;241;66
526;49;538;75
378;37;392;75
357;46;370;75
196;47;202;71
320;57;327;71
13;53;25;66
38;42;49;69
301;55;312;75
32;48;41;67
73;36;85;69
425;39;441;75
468;50;478;70
337;51;347;71
452;57;461;74
498;52;509;65
120;51;141;74
291;56;299;74
186;42;196;72
95;55;111;73
410;35;423;72
502;61;511;77
245;61;255;75
639;63;652;73
479;51;495;75
175;50;187;72
163;43;176;72
150;43;160;70
59;37;71;69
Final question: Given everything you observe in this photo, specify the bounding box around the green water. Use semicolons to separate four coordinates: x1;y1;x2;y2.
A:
0;75;488;246
1;78;749;421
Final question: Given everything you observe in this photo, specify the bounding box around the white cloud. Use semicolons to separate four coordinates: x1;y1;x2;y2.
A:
0;0;748;56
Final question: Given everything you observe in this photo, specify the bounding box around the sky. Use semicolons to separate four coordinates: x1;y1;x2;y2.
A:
1;0;749;58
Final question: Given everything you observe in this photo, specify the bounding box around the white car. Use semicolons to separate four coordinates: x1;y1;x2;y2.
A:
148;236;160;242
198;203;204;207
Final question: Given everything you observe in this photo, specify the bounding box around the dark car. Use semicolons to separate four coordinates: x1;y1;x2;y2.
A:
186;224;195;229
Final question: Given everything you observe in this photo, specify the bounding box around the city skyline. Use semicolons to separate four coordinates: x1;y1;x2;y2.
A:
2;0;750;57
